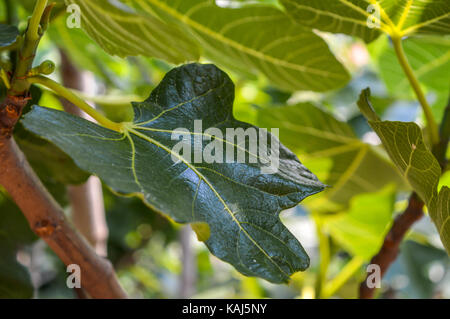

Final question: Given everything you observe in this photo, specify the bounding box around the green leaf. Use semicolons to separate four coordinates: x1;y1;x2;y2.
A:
281;0;450;42
357;88;450;254
47;16;121;81
22;63;325;283
0;192;37;245
132;0;350;92
324;185;395;259
65;0;199;64
0;237;33;298
436;186;450;253
377;37;450;98
15;125;90;186
257;103;403;210
11;87;90;205
0;23;19;48
281;0;382;42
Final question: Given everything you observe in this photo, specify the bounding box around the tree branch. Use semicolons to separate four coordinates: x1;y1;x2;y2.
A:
179;226;196;298
0;1;126;298
0;137;127;298
359;193;424;299
359;96;449;299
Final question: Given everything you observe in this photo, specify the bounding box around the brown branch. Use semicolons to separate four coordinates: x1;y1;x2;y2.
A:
359;193;424;299
0;136;127;298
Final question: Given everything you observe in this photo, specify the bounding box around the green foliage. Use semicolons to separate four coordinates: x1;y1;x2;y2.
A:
0;238;33;298
15;124;90;186
0;0;448;299
324;185;395;259
22;63;325;283
377;37;450;98
0;23;18;47
357;88;450;254
281;0;450;41
0;193;35;298
257;102;403;209
68;0;350;92
65;0;199;63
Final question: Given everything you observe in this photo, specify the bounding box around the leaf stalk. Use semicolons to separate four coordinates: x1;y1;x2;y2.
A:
27;75;125;132
391;36;439;146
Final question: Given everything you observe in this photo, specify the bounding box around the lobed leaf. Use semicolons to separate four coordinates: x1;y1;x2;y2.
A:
65;0;200;63
137;0;350;92
22;63;325;283
281;0;450;41
0;236;33;298
357;88;450;254
377;36;450;98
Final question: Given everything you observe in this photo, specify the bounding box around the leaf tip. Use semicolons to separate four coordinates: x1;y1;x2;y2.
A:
357;88;380;122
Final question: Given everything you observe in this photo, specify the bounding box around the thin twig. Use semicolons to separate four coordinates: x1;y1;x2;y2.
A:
359;193;424;298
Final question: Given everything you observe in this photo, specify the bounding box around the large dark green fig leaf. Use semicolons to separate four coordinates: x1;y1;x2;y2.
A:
22;63;325;283
0;24;19;48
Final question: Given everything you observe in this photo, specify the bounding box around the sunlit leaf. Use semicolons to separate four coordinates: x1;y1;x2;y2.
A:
22;63;325;283
324;185;395;259
131;0;350;92
281;0;450;41
257;102;403;210
66;0;200;63
47;16;121;82
377;36;450;98
357;88;450;254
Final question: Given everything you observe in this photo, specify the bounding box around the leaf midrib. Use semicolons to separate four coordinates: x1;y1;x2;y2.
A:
141;0;344;79
127;127;291;278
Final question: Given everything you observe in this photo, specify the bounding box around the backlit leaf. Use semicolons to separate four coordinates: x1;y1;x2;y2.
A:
257;102;403;210
324;185;395;259
357;88;450;254
65;0;199;63
124;0;350;91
